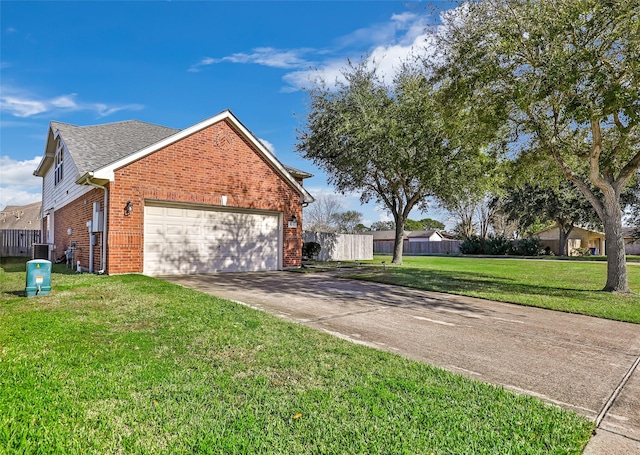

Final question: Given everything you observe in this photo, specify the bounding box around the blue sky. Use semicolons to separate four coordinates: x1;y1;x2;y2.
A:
1;0;452;227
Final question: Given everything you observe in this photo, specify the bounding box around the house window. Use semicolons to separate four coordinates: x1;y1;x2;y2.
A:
54;145;64;185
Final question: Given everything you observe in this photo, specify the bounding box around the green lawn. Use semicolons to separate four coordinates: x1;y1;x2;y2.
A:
0;257;593;454
348;256;640;324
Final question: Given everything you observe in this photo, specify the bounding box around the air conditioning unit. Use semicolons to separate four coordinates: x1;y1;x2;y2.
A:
33;243;50;260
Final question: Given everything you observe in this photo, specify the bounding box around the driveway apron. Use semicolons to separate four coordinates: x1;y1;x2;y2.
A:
162;271;640;454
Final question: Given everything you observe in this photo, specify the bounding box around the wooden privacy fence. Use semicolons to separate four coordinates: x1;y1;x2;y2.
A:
626;241;640;255
1;229;41;257
374;239;461;255
304;232;373;261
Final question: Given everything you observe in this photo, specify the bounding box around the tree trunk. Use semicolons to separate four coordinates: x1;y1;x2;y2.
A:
391;219;405;265
602;198;630;293
557;223;573;257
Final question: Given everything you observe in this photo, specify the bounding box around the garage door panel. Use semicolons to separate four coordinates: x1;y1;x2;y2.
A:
145;206;164;216
166;207;184;218
145;222;164;234
185;225;201;236
144;205;281;275
165;224;184;236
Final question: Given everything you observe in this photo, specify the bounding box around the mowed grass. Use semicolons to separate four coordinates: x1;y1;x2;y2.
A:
0;258;593;454
349;256;640;323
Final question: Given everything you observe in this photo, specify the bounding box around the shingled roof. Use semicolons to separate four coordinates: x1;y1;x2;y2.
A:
35;111;314;204
0;201;41;230
50;120;180;174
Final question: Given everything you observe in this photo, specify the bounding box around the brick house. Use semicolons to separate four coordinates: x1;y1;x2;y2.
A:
33;110;314;275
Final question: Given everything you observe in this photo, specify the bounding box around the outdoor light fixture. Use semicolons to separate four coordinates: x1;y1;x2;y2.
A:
288;214;298;228
124;200;133;216
290;214;297;223
67;228;73;235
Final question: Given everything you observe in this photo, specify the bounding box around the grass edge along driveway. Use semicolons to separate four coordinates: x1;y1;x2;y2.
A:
0;259;592;454
346;256;640;324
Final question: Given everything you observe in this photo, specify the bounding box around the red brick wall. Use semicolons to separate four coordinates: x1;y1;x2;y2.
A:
52;188;104;271
106;119;304;274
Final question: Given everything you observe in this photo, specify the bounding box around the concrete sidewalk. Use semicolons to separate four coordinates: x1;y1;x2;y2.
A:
162;271;640;454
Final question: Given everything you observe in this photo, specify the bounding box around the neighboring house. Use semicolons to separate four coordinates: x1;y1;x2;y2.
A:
1;201;42;257
535;225;605;256
33;110;314;275
1;201;41;230
372;229;459;255
623;227;640;255
372;229;445;243
406;230;446;242
371;229;407;244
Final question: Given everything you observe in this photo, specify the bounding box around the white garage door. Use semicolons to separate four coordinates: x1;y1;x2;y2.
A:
144;204;281;275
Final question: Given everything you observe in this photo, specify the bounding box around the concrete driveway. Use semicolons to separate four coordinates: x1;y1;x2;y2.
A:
162;270;640;454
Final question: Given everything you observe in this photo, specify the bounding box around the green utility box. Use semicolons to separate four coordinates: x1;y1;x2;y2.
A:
25;259;52;297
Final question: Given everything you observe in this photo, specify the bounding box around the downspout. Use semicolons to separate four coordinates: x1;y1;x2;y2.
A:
84;176;108;273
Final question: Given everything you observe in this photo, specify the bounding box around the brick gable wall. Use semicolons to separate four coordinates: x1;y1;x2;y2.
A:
106;119;303;274
51;188;104;270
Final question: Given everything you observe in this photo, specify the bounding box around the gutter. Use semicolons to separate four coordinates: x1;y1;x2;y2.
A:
82;174;108;273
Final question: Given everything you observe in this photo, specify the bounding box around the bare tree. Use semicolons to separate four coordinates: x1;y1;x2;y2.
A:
303;195;344;232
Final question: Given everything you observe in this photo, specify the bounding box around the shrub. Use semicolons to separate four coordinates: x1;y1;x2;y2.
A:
485;236;512;255
303;242;322;259
573;247;592;257
513;237;543;256
460;235;543;256
459;236;484;254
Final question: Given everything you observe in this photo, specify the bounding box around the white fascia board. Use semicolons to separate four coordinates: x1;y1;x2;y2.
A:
34;125;61;176
91;110;314;203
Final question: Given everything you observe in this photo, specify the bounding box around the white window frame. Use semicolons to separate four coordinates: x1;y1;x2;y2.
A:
54;142;64;185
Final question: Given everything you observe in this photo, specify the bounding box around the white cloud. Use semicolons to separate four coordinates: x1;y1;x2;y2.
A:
50;95;78;109
304;186;344;200
290;10;435;91
281;59;344;92
189;47;316;73
258;137;276;155
0;156;41;186
293;13;436;91
0;156;42;209
375;205;393;222
0;187;41;209
0;87;144;118
92;103;144;117
1;95;47;117
189;9;438;91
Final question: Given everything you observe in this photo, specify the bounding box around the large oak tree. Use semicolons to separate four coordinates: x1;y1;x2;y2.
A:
433;0;640;292
297;63;476;264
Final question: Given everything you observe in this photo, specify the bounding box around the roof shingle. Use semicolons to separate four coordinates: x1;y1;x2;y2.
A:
51;120;180;174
